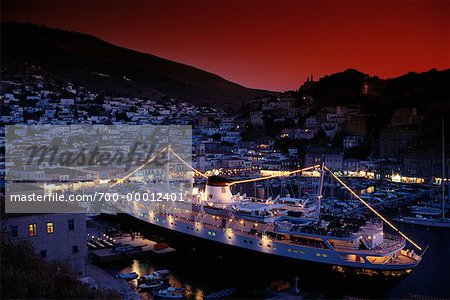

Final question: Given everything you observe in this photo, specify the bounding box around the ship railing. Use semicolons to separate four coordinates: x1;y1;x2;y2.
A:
383;232;404;242
374;233;406;253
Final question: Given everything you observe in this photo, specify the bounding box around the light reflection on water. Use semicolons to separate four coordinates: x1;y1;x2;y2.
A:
103;198;450;299
117;260;203;299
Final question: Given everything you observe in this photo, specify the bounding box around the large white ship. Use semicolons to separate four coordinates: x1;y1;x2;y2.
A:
121;164;423;278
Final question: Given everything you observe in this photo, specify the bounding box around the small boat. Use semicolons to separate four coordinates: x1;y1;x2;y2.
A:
231;202;276;223
394;215;450;228
275;195;316;217
152;286;185;299
138;281;167;290
116;272;139;280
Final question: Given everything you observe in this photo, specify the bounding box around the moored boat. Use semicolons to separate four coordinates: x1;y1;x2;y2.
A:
231;201;276;222
408;205;442;216
142;269;170;281
116;272;138;280
138;281;168;290
152;287;185;299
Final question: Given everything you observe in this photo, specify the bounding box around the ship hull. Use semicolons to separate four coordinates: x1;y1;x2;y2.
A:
106;212;419;277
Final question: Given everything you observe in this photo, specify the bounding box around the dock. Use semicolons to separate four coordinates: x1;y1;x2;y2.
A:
90;235;176;263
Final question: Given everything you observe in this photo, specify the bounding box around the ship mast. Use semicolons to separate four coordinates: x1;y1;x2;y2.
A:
442;115;445;220
314;162;325;223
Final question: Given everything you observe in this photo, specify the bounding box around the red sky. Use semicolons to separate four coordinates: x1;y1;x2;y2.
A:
2;0;449;91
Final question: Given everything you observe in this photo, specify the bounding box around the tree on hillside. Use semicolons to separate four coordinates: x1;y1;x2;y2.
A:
1;234;120;299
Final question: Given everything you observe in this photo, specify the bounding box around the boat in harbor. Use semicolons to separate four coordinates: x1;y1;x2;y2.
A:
152;287;185;299
394;116;449;229
231;201;277;222
138;280;168;291
116;272;138;280
275;195;316;218
123;169;423;278
137;269;170;286
394;215;450;228
140;269;170;281
407;205;442;216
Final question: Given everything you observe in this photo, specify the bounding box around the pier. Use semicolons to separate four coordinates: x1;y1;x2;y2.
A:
90;234;176;263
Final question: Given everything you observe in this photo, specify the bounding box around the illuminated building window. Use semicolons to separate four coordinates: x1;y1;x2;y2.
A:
46;222;54;234
316;253;321;257
68;219;75;231
28;224;37;236
322;253;328;257
287;248;292;252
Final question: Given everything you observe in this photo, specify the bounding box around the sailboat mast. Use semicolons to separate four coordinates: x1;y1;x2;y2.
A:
442;115;445;220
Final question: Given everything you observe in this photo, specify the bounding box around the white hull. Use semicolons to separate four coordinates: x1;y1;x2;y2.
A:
131;211;420;272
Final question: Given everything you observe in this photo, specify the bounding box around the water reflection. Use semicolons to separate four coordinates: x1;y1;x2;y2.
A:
103;211;450;299
116;260;203;299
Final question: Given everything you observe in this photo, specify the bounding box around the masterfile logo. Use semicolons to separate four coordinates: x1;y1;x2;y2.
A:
5;125;193;214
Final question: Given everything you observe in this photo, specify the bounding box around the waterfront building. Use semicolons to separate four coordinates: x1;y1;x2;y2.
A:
2;211;87;276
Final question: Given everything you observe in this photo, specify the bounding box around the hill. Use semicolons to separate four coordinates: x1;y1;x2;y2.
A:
299;68;450;112
1;22;275;107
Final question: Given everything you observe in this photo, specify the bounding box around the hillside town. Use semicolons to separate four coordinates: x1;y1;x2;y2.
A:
1;66;448;187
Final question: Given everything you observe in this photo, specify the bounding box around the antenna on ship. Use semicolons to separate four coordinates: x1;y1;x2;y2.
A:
314;162;325;224
167;144;171;187
442;115;446;220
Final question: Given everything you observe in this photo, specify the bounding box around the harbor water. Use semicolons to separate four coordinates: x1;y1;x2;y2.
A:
101;214;450;299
